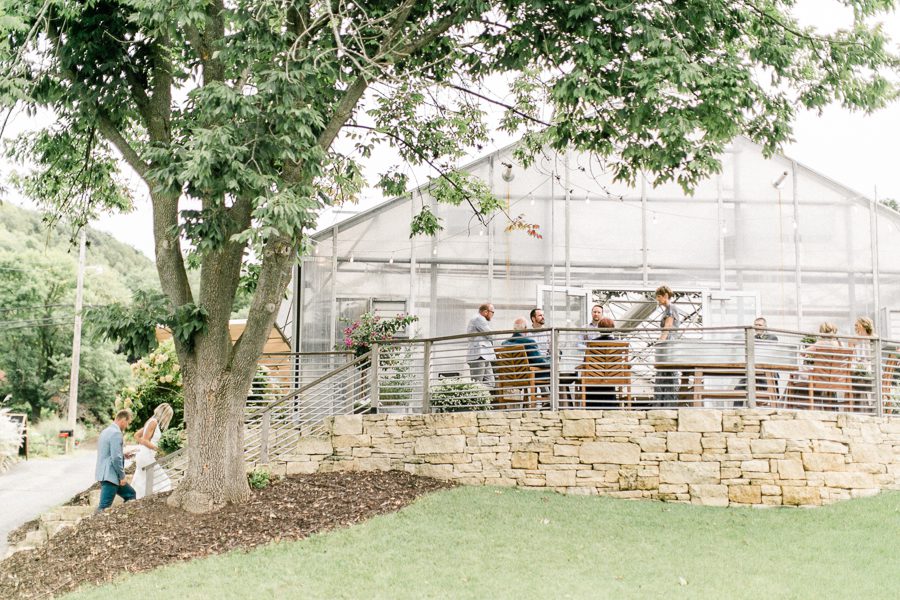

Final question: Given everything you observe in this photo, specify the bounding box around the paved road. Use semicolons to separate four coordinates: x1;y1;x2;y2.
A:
0;451;97;557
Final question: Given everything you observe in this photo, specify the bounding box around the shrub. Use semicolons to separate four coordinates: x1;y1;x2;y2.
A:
115;339;183;432
248;467;271;489
338;312;418;357
29;415;87;457
157;426;184;455
430;377;492;412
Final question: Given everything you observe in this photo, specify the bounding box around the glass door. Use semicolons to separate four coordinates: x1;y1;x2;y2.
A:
537;286;590;328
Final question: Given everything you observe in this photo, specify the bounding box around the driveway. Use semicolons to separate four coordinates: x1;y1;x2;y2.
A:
0;450;97;557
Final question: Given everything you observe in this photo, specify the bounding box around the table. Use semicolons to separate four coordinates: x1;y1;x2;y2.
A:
655;362;799;407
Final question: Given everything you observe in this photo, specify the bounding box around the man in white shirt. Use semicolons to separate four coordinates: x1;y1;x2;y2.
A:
529;308;550;357
467;303;495;384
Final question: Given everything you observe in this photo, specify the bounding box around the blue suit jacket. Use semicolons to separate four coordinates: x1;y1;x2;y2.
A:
95;423;126;484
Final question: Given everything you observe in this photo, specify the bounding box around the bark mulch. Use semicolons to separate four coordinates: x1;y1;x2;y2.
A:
0;471;451;599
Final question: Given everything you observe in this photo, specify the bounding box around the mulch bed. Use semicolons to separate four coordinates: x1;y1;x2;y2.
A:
0;471;451;599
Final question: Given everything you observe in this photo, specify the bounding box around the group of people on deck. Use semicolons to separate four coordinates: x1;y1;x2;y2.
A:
464;285;881;408
464;286;683;407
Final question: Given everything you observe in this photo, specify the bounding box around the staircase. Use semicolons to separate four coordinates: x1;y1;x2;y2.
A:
150;352;371;492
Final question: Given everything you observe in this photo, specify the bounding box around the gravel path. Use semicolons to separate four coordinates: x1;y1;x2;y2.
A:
0;451;97;556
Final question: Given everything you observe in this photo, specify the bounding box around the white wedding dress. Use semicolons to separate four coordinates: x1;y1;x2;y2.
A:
132;419;172;498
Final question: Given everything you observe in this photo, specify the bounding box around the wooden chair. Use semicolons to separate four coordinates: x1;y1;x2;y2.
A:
493;345;545;409
882;352;900;414
806;345;854;410
577;340;631;408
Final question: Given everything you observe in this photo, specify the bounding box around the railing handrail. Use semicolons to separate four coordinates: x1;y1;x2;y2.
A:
248;350;372;418
259;351;355;357
370;325;900;347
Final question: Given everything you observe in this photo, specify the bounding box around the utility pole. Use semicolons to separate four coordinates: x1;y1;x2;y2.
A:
66;227;86;452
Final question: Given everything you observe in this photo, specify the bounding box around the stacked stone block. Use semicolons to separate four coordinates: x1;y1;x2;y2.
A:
279;409;900;507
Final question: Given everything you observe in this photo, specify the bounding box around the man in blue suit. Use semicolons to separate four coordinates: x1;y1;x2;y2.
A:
95;409;137;511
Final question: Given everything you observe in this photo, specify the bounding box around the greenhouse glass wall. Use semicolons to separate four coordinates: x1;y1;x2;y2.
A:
294;136;900;353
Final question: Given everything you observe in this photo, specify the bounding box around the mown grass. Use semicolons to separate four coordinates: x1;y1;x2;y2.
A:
65;486;900;599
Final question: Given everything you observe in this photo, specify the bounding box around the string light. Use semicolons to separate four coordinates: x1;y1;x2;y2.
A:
652;213;658;225
432;247;438;256
585;194;591;205
529;196;535;206
389;255;394;264
349;255;354;263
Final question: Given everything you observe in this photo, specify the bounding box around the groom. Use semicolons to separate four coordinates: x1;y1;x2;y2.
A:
95;409;137;512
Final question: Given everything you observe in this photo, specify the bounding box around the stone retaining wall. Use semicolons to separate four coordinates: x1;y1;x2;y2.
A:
280;410;900;507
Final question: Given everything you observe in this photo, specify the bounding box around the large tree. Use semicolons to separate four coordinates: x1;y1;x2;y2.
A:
1;0;896;512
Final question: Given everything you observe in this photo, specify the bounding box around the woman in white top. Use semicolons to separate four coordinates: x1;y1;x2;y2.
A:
131;403;174;499
850;317;876;408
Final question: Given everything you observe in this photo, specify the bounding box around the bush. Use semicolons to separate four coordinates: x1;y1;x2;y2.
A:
157;426;184;455
29;415;87;457
248;467;270;489
115;339;183;432
430;377;492;412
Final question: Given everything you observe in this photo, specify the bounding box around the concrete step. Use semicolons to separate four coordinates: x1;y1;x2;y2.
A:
23;529;47;546
89;490;124;509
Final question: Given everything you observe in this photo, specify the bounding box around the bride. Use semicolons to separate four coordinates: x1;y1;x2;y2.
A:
132;403;174;499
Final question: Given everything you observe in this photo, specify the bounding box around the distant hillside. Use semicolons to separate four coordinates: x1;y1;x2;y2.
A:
0;203;159;293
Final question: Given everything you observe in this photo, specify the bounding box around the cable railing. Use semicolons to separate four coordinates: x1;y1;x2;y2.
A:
144;328;900;496
243;351;373;465
373;326;900;415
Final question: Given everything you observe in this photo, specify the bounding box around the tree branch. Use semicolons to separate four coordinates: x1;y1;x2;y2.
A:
95;112;150;179
230;235;294;373
345;123;488;226
439;81;551;128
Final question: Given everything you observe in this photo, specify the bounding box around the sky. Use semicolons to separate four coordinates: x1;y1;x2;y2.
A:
3;1;899;260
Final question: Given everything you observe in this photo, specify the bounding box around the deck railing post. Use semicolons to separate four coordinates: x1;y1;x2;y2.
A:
145;462;155;496
422;340;433;414
745;326;757;409
874;336;884;417
550;328;560;411
370;343;380;413
260;410;271;464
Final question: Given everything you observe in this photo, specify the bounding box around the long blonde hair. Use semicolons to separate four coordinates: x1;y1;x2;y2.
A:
152;403;174;432
855;317;874;336
818;322;838;335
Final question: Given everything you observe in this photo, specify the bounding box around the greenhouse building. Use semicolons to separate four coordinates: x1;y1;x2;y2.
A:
288;136;900;353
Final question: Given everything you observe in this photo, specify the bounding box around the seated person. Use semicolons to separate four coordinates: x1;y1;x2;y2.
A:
501;318;550;381
581;317;618;408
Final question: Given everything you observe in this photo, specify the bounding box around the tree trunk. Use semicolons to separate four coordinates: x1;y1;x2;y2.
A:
167;363;252;513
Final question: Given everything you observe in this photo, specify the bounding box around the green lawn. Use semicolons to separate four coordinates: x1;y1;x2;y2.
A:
65;487;900;599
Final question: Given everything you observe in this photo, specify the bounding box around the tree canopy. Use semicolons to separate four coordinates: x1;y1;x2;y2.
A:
1;0;896;511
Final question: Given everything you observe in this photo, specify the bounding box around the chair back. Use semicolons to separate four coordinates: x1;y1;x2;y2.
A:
581;340;630;386
807;344;854;391
883;351;900;404
494;345;531;387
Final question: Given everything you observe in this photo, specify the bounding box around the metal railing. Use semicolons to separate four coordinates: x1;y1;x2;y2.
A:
372;326;900;415
144;327;900;496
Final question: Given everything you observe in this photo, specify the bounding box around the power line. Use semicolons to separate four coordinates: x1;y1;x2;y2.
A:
0;303;106;315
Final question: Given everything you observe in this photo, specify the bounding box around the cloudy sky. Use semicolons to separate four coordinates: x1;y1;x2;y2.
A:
4;1;899;259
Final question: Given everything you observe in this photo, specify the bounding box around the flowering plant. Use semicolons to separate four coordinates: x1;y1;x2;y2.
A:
115;338;184;432
339;312;418;357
